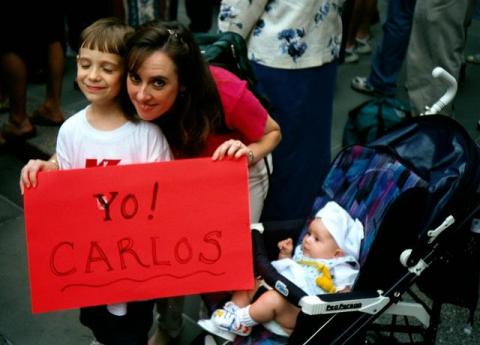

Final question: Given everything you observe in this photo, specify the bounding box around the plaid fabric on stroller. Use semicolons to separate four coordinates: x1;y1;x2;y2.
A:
230;115;480;345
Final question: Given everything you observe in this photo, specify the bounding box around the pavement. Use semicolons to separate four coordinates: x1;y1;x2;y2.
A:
1;2;480;344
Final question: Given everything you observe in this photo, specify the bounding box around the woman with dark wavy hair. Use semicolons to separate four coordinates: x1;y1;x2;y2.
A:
128;20;281;345
20;20;280;345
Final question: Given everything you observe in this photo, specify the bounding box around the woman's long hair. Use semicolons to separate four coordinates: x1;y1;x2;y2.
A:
126;21;226;157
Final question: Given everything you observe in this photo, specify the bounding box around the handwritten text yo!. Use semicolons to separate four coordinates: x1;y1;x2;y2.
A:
50;182;223;278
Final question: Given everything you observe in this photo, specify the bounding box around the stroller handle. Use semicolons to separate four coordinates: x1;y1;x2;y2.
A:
422;67;458;115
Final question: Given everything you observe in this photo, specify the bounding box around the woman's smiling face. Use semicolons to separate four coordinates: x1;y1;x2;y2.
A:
127;50;180;121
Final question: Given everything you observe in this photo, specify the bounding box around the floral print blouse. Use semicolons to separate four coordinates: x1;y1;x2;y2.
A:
218;0;345;69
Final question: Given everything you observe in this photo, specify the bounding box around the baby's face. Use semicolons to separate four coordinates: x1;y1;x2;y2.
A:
302;219;341;259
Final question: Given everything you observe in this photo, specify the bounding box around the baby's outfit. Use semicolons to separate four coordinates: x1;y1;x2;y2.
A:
205;247;360;339
200;201;364;339
271;245;359;296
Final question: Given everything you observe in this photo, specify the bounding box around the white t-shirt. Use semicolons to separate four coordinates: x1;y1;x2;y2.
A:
56;106;172;169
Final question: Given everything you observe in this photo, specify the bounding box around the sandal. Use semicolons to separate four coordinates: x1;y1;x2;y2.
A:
351;76;395;97
344;47;359;64
355;36;372;54
351;76;375;95
31;106;64;126
2;119;36;141
466;54;480;65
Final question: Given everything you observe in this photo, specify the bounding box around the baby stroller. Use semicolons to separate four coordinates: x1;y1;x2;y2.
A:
196;69;480;345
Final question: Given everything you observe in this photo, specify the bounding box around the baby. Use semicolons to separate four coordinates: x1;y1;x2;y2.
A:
198;201;364;340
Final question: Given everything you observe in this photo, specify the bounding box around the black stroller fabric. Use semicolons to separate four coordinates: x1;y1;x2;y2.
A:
369;115;480;237
370;115;480;323
234;115;480;345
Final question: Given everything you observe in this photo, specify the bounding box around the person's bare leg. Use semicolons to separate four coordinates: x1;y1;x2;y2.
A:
248;290;300;335
356;0;377;40
149;297;184;345
1;52;34;135
231;290;256;308
34;41;64;123
346;0;366;49
231;280;262;307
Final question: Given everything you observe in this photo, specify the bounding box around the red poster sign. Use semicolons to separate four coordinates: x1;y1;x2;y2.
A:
23;158;253;313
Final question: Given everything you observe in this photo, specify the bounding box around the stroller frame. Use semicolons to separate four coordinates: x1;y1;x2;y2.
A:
251;208;459;345
241;69;480;345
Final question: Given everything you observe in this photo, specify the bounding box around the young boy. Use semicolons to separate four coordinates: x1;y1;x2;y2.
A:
55;18;172;344
198;201;364;340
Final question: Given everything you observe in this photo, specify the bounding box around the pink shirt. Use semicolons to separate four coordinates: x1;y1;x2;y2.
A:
200;66;269;156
